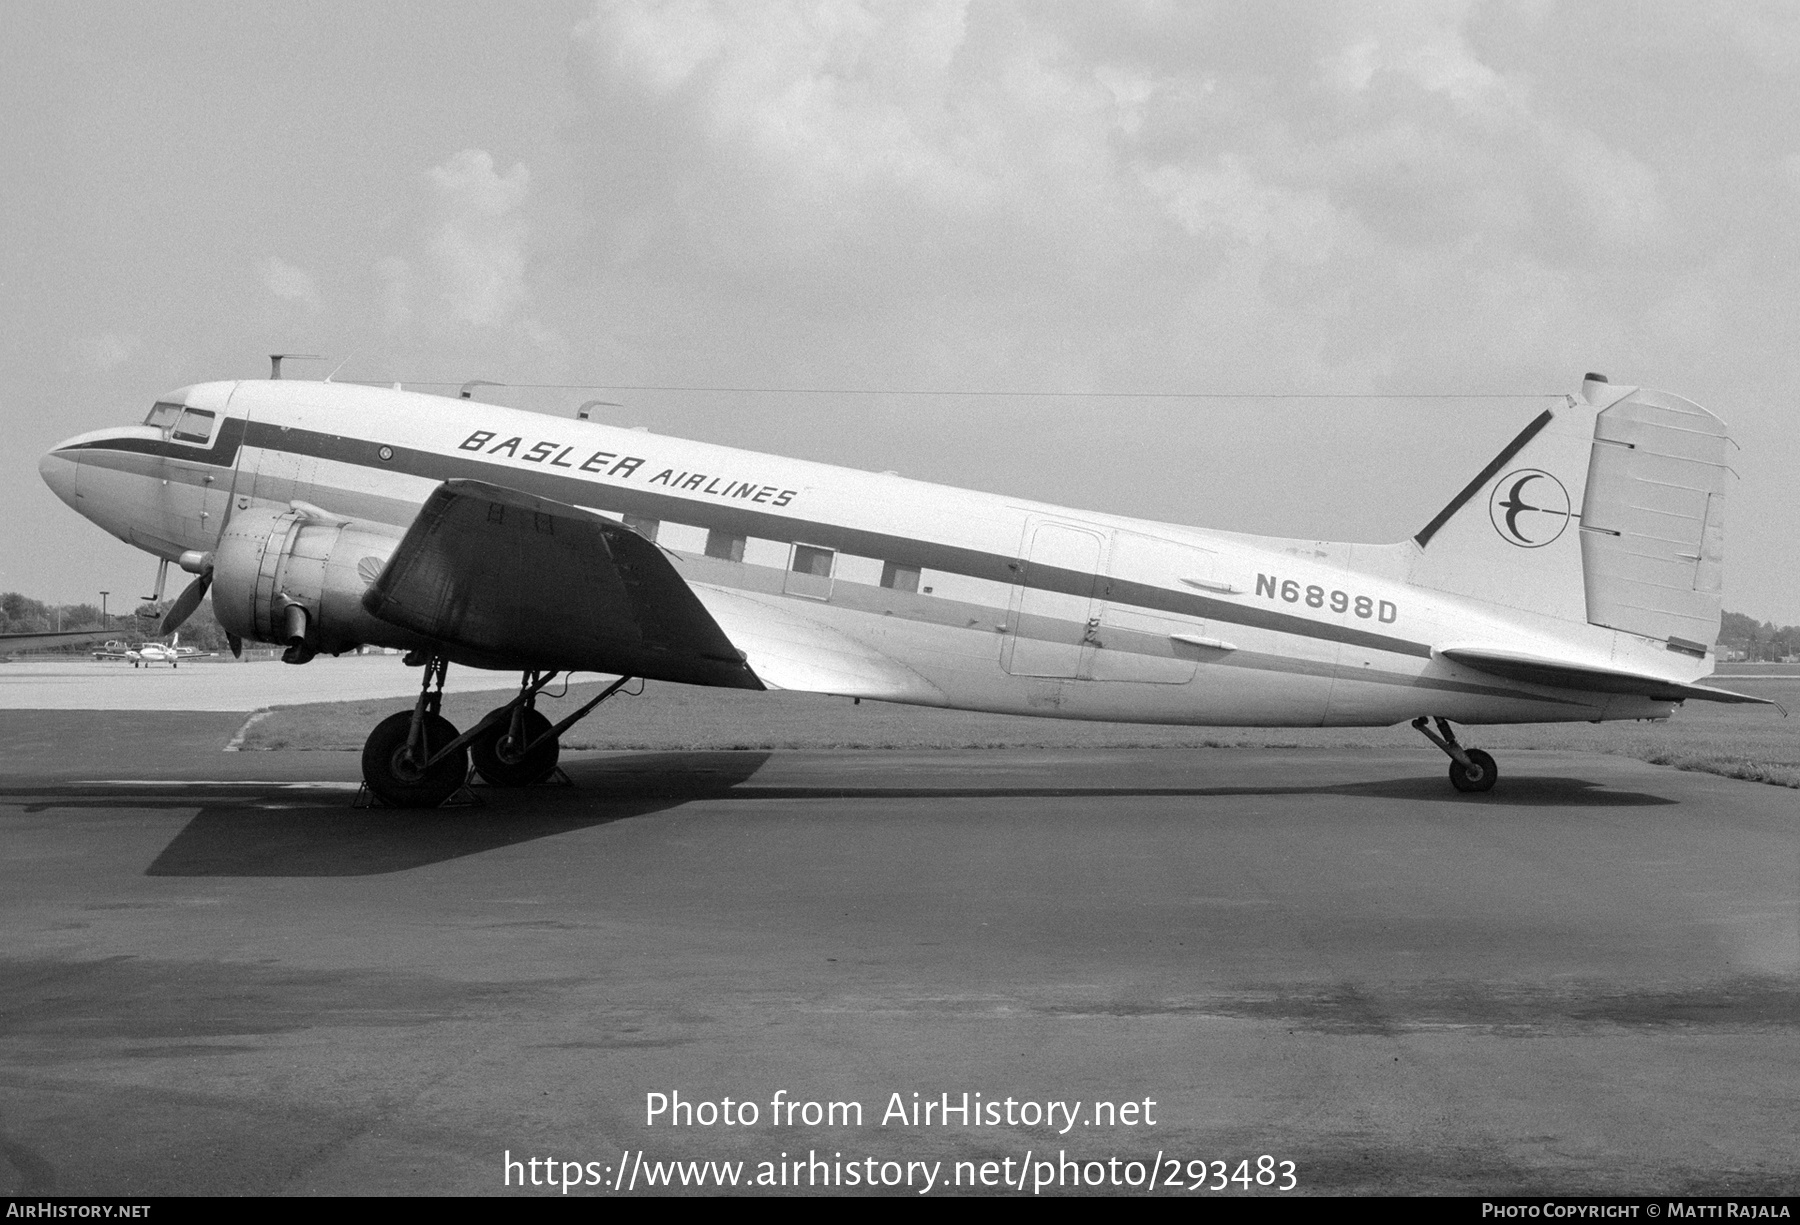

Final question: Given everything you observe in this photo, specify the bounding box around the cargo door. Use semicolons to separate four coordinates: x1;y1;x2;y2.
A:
1087;531;1218;683
1002;521;1103;678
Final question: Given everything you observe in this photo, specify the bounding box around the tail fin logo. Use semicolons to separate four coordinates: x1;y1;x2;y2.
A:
1489;470;1571;548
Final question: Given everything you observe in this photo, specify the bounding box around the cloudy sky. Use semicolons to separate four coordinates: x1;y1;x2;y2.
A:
5;1;1798;623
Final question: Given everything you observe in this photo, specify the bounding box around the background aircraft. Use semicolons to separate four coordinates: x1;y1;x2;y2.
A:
40;371;1767;806
131;632;207;667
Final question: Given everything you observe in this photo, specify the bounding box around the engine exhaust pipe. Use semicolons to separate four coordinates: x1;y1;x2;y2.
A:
280;601;315;665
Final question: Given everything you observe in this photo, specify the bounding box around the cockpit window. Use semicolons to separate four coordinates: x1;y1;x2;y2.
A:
171;407;216;443
144;402;182;429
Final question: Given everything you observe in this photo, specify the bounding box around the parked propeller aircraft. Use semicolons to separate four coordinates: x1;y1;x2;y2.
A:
39;371;1768;806
91;633;209;666
134;632;209;667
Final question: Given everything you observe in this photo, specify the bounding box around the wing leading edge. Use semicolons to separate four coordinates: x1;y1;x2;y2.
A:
362;479;763;688
1437;647;1773;706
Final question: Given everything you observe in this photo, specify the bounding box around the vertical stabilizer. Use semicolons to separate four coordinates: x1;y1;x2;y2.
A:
1406;375;1732;656
1406;379;1620;623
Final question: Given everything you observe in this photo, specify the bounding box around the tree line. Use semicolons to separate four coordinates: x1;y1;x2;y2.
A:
1719;611;1800;662
1;591;232;651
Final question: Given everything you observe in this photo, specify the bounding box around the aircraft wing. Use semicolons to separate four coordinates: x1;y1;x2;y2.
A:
362;479;763;688
1;629;112;654
687;584;948;702
1437;647;1774;705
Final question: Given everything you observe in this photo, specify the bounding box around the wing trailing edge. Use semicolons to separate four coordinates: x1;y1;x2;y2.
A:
1;629;113;653
1436;646;1773;706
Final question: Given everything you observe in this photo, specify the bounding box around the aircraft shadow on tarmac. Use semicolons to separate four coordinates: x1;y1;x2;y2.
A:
126;752;776;876
716;773;1677;808
7;753;1676;879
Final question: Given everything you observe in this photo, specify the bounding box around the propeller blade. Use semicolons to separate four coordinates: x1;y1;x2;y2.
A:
228;633;243;659
159;571;212;636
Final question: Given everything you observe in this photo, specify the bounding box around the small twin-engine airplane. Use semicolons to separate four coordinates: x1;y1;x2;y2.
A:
93;634;206;666
132;632;208;667
40;370;1768;806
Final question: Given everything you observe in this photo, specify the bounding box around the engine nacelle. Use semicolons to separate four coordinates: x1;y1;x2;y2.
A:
212;507;432;658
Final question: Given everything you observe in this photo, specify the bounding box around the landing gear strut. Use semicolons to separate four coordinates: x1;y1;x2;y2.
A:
471;671;561;787
470;672;636;787
359;663;638;807
1412;716;1498;794
362;656;469;808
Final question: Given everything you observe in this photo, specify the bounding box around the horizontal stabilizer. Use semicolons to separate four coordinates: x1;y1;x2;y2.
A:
1437;646;1773;705
363;479;762;688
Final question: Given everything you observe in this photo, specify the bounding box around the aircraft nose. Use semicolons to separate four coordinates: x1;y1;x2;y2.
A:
39;443;82;508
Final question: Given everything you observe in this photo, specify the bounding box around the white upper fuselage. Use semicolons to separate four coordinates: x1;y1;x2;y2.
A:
40;379;1681;727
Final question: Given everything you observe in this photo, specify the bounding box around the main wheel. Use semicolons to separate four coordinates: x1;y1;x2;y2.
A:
471;707;559;786
1449;748;1498;794
362;710;468;808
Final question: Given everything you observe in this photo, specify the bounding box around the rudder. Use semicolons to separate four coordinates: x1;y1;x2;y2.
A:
1578;387;1729;655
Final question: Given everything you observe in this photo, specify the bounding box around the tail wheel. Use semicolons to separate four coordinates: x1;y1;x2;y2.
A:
362;710;468;808
471;707;559;786
1449;748;1498;794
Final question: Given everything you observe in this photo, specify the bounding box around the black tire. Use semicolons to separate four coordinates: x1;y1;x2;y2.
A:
362;710;468;808
471;707;559;786
1449;748;1498;794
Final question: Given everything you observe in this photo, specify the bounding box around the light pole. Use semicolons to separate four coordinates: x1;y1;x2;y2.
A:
100;591;109;629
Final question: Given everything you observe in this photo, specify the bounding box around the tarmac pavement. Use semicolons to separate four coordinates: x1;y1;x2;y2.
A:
0;655;525;712
0;711;1795;1196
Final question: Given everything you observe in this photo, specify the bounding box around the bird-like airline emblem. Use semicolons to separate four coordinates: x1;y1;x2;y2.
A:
1488;469;1571;548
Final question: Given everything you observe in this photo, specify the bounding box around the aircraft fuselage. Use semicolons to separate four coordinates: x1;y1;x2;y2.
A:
41;379;1686;728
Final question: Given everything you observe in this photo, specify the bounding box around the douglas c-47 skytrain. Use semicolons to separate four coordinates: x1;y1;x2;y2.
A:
40;371;1770;807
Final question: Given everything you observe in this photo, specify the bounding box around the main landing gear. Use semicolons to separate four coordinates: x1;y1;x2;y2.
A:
1411;716;1498;794
359;657;636;808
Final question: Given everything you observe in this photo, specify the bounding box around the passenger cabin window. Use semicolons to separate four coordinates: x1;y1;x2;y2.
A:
785;544;835;600
144;402;183;430
622;514;659;542
880;562;920;593
171;408;216;444
792;545;834;577
704;529;746;562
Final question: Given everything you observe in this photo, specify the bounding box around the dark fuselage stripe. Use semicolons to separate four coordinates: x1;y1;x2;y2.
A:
68;420;1437;661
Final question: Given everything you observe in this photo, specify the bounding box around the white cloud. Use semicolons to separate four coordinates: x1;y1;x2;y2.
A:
1140;156;1339;265
256;255;323;310
1544;124;1666;249
373;256;413;332
426;149;532;327
1318;15;1664;251
1782;152;1800;195
553;0;1746;419
71;331;139;371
